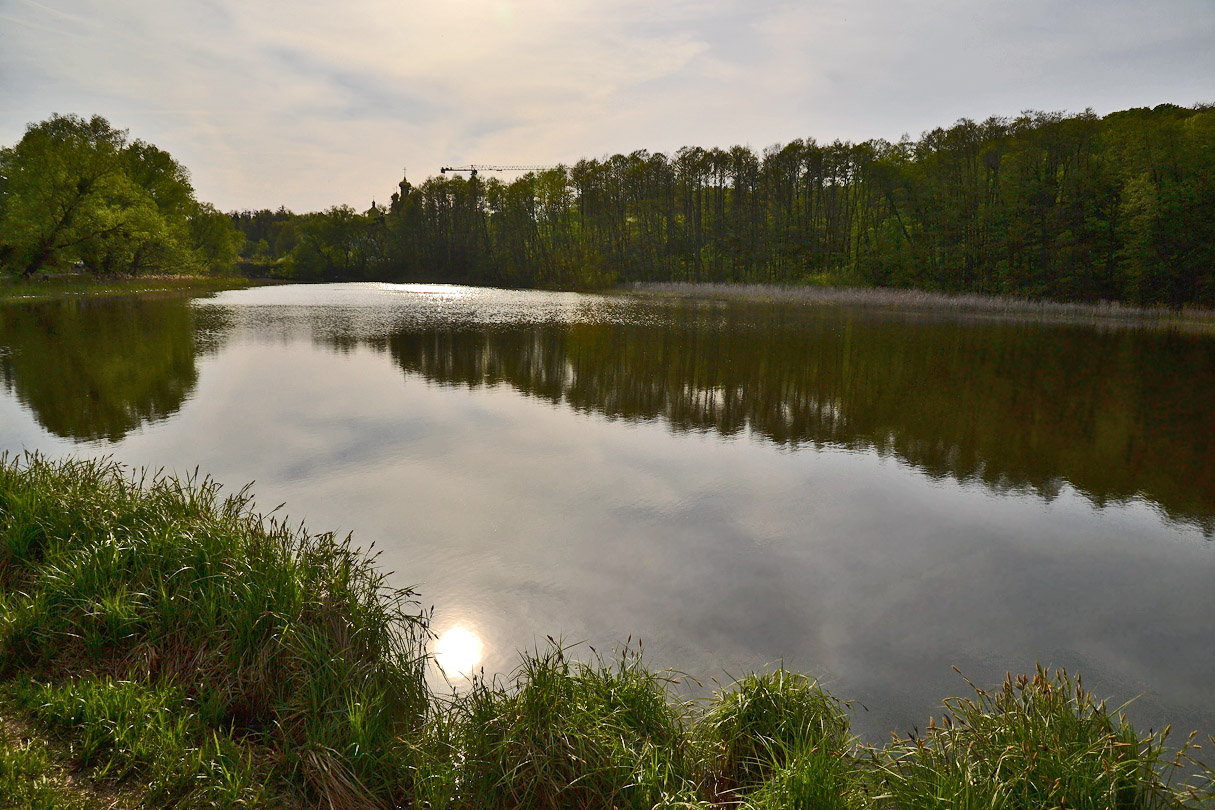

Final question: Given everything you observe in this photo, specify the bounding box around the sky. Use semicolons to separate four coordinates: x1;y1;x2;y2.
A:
2;0;1213;212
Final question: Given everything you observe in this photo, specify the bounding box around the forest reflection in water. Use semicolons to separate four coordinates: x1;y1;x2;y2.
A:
373;306;1215;533
1;288;1213;530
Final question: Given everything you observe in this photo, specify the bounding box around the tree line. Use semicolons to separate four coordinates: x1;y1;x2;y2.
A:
232;103;1215;307
5;106;1212;307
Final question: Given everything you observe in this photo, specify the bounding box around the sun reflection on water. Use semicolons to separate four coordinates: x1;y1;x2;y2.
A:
434;625;485;677
376;282;473;298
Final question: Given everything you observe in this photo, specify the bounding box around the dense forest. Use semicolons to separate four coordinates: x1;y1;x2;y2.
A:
233;104;1215;307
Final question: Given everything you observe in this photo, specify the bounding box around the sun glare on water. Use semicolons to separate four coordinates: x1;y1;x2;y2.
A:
435;625;484;677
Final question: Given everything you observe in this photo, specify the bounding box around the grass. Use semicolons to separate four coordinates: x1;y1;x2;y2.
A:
0;453;430;808
0;453;1211;808
4;676;273;808
696;670;856;805
869;666;1207;810
428;643;698;810
0;273;251;304
0;711;93;810
738;744;860;810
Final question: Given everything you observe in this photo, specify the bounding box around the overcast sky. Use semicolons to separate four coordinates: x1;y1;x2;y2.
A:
2;0;1213;212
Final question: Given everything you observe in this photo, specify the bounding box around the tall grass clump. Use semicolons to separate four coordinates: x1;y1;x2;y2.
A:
438;642;700;810
0;452;430;808
871;665;1200;810
695;669;858;807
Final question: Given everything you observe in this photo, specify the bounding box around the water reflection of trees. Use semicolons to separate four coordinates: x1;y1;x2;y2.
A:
5;291;1207;528
0;298;202;442
380;306;1215;530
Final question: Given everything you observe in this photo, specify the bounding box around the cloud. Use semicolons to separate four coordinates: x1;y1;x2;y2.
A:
3;0;1213;211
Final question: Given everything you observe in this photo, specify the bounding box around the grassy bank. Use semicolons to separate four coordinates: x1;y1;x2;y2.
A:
0;274;253;305
625;282;1215;332
0;455;1211;809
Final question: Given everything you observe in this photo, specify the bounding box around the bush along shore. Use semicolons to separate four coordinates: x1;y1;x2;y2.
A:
0;455;1211;809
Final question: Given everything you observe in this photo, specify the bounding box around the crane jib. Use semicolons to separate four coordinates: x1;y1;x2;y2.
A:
440;164;551;176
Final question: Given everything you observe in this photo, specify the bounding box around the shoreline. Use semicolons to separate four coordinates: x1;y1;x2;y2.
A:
0;274;254;305
622;281;1215;331
8;275;1215;334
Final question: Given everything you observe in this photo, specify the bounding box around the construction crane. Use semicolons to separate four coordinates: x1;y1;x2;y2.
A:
440;164;550;177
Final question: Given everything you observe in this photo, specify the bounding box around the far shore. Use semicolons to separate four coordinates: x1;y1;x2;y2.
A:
6;274;1215;333
622;281;1215;331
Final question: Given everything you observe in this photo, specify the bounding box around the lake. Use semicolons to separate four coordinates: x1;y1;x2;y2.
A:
1;282;1212;742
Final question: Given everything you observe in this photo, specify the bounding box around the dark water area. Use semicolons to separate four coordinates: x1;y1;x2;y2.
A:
1;283;1212;743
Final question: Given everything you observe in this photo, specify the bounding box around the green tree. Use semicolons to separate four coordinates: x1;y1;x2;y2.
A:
0;114;132;277
291;205;382;281
0;113;219;278
190;202;245;273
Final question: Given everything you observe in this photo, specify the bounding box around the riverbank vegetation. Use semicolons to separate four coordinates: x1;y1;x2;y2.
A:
0;273;250;305
1;454;1211;808
626;282;1215;329
229;103;1215;309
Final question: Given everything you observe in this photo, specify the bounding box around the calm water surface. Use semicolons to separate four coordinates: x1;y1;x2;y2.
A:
1;282;1212;742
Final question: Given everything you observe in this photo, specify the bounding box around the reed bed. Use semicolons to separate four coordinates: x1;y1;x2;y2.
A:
626;281;1215;330
0;453;1211;809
